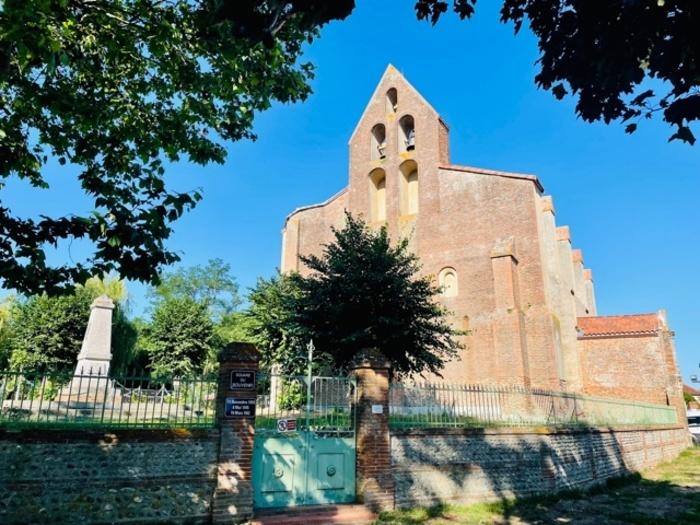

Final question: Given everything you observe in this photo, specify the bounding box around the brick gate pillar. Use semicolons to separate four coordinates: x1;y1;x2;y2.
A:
212;342;259;524
351;349;395;511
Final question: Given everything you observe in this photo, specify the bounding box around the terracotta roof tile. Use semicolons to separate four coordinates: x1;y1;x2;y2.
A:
577;314;660;338
684;384;700;396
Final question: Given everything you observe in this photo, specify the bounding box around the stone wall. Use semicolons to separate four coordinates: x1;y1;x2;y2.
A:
0;428;219;525
0;343;260;525
391;426;690;509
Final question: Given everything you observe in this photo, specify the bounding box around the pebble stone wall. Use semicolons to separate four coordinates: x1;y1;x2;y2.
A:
391;426;691;508
0;428;219;525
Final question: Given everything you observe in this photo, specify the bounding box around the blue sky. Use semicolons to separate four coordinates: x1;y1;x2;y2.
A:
3;1;699;383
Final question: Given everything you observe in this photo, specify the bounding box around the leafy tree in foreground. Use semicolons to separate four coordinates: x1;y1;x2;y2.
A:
0;1;353;295
248;213;462;377
417;0;700;144
149;259;241;322
293;213;462;376
3;1;695;298
141;297;218;378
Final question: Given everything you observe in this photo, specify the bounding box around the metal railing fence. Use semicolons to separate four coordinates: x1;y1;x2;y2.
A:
255;373;355;434
389;382;678;430
0;368;218;429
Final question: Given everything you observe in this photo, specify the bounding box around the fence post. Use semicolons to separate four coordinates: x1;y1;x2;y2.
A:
212;342;259;524
351;349;395;511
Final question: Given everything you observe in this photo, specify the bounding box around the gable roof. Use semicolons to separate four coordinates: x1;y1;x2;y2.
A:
577;313;660;338
283;187;348;226
348;64;440;144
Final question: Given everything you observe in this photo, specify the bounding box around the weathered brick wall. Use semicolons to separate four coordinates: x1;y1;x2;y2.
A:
579;331;681;408
0;428;219;525
282;189;348;274
391;426;690;508
282;66;567;390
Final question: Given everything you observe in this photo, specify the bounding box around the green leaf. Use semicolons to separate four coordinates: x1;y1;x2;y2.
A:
0;0;345;295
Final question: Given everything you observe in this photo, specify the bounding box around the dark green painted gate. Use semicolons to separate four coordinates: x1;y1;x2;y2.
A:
252;374;356;509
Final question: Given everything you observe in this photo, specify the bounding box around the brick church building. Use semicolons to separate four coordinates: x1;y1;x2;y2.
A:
281;65;684;411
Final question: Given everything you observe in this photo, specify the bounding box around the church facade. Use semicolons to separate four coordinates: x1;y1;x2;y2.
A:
281;66;683;412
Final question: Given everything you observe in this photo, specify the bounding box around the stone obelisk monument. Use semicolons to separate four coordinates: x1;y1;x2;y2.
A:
74;294;115;376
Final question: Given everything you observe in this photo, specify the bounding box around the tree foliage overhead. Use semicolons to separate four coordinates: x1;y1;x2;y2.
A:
5;0;691;298
248;213;462;377
416;0;700;144
0;1;353;296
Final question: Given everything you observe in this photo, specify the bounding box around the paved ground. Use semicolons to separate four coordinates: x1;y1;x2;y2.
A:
376;446;700;525
251;504;377;525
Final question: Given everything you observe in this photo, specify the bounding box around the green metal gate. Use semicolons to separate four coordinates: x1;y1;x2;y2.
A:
252;373;356;509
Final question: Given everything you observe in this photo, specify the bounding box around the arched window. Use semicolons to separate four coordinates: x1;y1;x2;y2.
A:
439;267;458;298
399;160;418;215
370;124;387;160
369;168;387;222
386;88;398;113
398;115;415;153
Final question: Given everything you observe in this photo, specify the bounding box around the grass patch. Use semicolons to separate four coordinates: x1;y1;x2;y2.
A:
376;446;700;525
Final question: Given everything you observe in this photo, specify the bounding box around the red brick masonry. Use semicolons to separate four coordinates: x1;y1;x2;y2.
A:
577;314;660;337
